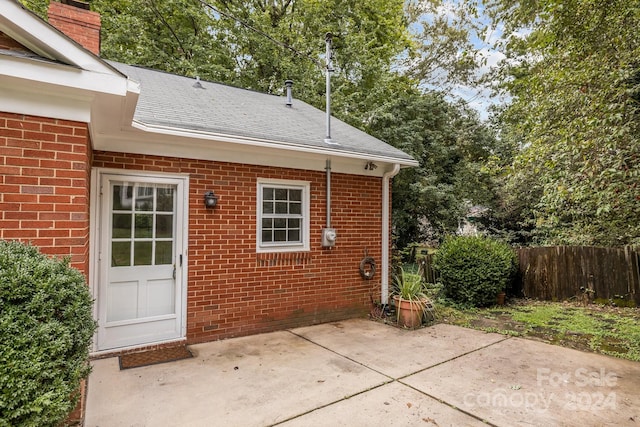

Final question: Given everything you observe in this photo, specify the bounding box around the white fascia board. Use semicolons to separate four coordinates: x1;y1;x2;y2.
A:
0;55;130;96
93;124;416;176
0;0;115;74
126;121;419;169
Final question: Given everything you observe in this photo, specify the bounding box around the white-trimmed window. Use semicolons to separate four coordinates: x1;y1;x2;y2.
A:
257;179;310;252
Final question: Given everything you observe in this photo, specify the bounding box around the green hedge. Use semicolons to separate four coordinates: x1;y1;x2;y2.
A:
433;235;516;308
0;241;96;427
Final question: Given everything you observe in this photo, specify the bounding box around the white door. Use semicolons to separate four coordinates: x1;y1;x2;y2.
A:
97;173;186;351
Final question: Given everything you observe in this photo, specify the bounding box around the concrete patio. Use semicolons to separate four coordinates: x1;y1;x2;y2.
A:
85;319;640;426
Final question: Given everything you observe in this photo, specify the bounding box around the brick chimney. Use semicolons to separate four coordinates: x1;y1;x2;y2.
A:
48;0;100;55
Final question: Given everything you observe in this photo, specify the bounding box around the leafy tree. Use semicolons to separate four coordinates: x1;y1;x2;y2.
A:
18;0;49;19
407;0;487;92
93;0;234;82
488;0;640;246
91;0;412;120
366;84;501;249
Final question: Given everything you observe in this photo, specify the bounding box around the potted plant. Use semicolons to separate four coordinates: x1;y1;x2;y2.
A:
392;269;435;328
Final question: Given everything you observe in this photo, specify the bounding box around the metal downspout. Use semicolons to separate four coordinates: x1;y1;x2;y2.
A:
382;163;400;306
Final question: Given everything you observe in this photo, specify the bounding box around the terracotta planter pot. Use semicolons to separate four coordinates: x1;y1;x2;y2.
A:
496;292;506;306
393;296;430;328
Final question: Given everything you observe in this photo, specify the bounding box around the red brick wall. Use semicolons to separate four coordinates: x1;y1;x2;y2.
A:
92;152;383;342
48;1;100;56
0;112;92;276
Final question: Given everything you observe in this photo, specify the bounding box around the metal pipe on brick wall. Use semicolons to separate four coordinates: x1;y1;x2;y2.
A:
325;159;331;228
381;163;400;305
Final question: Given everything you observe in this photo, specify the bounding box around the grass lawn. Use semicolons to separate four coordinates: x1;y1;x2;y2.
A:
436;299;640;362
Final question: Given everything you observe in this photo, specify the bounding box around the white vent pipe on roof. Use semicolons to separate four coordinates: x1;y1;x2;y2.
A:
285;80;293;107
324;32;335;145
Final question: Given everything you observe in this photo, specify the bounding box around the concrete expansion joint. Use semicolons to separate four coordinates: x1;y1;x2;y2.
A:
396;379;500;427
389;336;511;427
286;329;396;380
283;328;509;427
268;380;394;426
398;335;513;381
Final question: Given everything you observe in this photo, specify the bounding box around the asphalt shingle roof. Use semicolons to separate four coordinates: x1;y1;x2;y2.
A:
108;61;415;163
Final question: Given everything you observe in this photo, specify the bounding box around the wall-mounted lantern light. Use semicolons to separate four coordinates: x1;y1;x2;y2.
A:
204;191;218;208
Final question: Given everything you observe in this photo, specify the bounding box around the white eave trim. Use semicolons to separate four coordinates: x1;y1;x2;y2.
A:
0;54;132;96
0;54;138;125
129;121;419;168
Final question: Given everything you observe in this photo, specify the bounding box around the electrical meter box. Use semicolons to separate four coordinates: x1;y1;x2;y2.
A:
321;228;337;247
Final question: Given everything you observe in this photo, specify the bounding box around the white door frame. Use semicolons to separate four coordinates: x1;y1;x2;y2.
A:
89;168;189;354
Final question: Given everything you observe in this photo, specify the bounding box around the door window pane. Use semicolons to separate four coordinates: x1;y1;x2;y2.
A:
135;186;154;211
155;241;173;265
134;214;153;238
112;214;132;238
156;187;174;212
134;241;152;265
111;241;131;267
113;184;133;210
156;215;173;238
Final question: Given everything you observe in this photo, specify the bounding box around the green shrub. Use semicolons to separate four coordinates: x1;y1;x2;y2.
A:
0;241;96;427
433;235;516;308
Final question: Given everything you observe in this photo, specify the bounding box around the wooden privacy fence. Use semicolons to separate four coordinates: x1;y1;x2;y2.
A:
417;245;640;305
516;246;640;305
418;253;439;284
